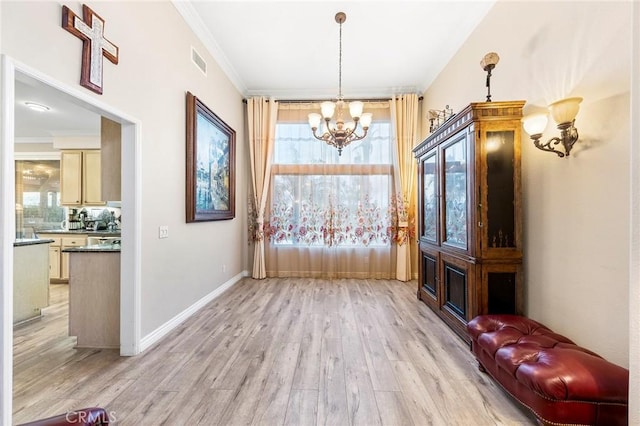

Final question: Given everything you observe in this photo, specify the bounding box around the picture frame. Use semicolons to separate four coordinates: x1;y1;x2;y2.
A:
186;91;236;222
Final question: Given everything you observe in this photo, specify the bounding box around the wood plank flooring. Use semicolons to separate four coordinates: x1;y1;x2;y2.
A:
13;279;536;425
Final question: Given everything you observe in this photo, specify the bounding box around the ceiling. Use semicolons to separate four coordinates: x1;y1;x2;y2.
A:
14;1;495;139
14;74;101;141
177;1;496;99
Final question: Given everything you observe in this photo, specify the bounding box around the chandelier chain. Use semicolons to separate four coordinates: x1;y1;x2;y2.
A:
307;11;371;156
338;19;342;99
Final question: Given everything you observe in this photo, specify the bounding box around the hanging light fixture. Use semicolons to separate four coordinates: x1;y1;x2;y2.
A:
308;12;372;156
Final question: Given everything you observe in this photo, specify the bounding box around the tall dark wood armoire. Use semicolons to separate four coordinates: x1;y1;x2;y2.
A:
413;101;525;341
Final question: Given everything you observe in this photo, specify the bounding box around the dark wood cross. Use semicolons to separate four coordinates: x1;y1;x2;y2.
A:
62;4;119;95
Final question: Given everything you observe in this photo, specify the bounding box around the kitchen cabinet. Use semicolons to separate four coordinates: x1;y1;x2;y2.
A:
38;235;62;280
37;234;87;281
60;150;105;206
68;251;120;348
14;240;50;324
49;244;61;279
61;236;88;280
101;116;121;201
412;101;525;341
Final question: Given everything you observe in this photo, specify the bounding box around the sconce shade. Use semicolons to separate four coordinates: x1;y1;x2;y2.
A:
524;97;582;158
480;52;500;70
549;97;582;125
523;113;549;136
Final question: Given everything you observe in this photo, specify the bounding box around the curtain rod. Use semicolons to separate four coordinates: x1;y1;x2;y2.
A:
242;96;423;104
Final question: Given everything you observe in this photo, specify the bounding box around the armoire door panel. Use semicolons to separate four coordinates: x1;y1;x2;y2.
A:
443;262;466;319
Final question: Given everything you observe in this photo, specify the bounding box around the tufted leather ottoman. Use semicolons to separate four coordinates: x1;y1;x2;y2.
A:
467;314;628;426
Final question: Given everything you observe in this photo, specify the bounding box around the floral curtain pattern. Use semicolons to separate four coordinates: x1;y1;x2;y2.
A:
268;192;397;247
388;193;416;246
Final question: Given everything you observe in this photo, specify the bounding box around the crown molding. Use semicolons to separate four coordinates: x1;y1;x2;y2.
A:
172;1;247;95
14;137;54;144
244;85;424;101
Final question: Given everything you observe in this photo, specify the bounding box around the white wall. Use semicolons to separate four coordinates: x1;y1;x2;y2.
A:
1;1;248;336
422;1;632;367
629;2;639;423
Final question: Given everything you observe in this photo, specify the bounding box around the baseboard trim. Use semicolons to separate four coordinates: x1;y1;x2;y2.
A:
139;271;246;353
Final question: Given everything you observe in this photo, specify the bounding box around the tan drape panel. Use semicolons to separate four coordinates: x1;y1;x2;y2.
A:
391;94;419;282
247;97;278;279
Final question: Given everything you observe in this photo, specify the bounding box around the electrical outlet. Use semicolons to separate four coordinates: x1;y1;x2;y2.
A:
159;225;169;239
222;264;227;273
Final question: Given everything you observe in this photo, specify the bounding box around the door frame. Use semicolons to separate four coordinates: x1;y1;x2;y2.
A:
1;55;142;424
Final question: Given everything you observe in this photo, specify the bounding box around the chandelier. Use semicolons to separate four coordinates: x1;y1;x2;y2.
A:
308;12;372;156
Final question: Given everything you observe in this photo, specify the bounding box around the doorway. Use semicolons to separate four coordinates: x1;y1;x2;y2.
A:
1;56;142;424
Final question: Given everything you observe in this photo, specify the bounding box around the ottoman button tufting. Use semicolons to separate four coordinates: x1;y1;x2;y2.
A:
467;314;628;426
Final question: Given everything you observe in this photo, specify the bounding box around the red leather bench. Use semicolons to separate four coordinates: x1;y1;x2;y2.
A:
467;314;628;426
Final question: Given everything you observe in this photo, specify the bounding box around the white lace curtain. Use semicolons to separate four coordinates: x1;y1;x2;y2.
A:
263;102;398;278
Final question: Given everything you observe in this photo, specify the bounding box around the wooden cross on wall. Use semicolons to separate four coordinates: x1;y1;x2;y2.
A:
62;4;119;95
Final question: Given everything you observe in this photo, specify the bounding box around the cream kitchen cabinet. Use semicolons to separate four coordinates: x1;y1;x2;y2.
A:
37;234;87;281
38;235;62;280
49;244;61;279
61;236;88;280
101;117;121;201
60;150;105;206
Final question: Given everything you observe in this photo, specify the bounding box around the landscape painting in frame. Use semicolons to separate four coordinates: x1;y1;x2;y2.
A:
186;92;236;222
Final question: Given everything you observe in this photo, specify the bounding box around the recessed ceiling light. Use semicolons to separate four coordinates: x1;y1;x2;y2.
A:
25;102;50;112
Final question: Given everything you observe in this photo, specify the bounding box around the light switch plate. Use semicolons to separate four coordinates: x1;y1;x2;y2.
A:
159;225;169;239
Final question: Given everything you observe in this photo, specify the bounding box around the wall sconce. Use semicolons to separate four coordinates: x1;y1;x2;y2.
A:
522;97;582;158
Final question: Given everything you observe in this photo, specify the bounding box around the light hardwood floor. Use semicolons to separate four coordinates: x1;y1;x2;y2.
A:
13;279;536;425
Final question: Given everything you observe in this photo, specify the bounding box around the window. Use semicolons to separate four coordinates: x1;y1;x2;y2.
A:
15;160;64;238
269;121;394;247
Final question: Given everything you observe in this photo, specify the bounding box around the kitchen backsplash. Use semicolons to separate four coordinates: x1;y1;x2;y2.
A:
64;206;122;231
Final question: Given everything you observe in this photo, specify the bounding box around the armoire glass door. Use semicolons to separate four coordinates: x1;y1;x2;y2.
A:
442;135;467;249
421;152;438;243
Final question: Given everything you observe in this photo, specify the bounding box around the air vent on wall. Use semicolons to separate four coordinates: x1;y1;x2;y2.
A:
191;47;207;76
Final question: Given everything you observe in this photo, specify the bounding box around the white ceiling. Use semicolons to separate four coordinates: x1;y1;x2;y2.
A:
177;1;496;99
14;74;101;140
14;1;495;139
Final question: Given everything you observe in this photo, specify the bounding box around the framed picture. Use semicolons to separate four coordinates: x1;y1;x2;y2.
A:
186;91;236;222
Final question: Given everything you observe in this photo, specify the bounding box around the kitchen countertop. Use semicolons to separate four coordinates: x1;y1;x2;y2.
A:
37;229;121;236
14;238;54;247
63;243;121;253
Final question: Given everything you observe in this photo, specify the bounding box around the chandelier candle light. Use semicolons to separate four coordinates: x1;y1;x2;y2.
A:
308;12;372;155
